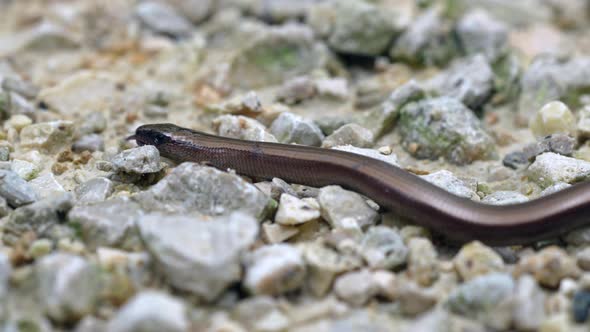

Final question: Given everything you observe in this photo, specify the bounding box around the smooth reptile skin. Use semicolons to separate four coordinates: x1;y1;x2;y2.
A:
132;123;590;245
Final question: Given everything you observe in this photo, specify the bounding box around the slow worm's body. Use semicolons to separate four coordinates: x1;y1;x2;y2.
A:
132;123;589;245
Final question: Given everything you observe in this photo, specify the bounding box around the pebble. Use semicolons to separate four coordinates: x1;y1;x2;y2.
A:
481;191;529;205
213;115;278;142
275;194;320;225
504;134;578;170
111;145;163;174
0;252;10;297
321;124;373;149
572;290;590;323
332;145;399;167
261;222;299;244
243;244;306;295
72;134;104;153
36;253;100;323
107;291;188;332
20;121;74;153
270;112;324;146
513;275;546;330
79;112;107;136
577;248;590;270
360;225;408;269
0;196;9;218
0;169;37;207
420;170;477;199
1;76;39;99
165;0;214;23
318;185;379;229
74;177;114;204
29;172;66;199
333;269;378;306
27;238;53;259
407;237;439;287
445;273;515;330
397;279;438;316
135;163;271;220
530;101;577;138
269;177;297;200
577;105;590;139
514;246;581;288
398;97;496;164
11;159;40;180
426;54;494;109
138;212;258;301
527;152;590;188
276;76;316;104
136;1;193;38
68;196;142;249
233;297;289;332
7;114;32;131
453;241;505;281
315;77;348;99
456;9;508;61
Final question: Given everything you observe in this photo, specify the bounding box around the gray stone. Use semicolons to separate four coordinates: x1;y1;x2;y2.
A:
36;253;100;323
398;97;496;164
68;197;142;249
527;152;590;188
482;191;529;205
360;226;408;269
138;212;258;301
135;163;271;220
308;0;398;56
75;177;114;204
420;170;477;199
243;244;306;295
111;146;163;174
275;194;320;225
233;296;290;332
333;269;378;306
426;55;494;109
525;134;576;160
1;76;39;99
165;0;214;23
72;134;104;153
315;77;348;99
321;124;373;149
390;8;457;66
513;275;546;331
0;196;9;218
276;76;316;104
0;169;37;207
79;112;106;136
3;193;73;243
332;145;399;167
29;172;66;199
577;105;590;139
107;291;188;332
445;273;515;330
136;1;193;38
456;9;508;61
541;182;571;196
0;252;10;298
20;121;74;153
270;112;324;146
75;316;107;332
213;115;277;142
318;185;379;229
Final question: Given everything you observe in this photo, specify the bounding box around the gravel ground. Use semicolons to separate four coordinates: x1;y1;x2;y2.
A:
1;0;590;331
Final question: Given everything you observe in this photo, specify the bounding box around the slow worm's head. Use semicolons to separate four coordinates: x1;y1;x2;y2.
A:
130;123;179;147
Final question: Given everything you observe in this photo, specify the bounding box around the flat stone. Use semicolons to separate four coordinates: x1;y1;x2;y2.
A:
111;146;163;174
453;241;505;281
420;170;477;199
333;269;378;306
0;169;37;207
20;121;74;153
270;112;324;146
527;152;590;188
136;1;193;38
74;177;114;204
360;226;408;269
318;185;378;229
275;194;320;225
213;115;277;142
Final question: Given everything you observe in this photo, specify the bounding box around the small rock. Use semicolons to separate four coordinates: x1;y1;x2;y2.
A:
530;101;577;138
577;105;590;139
29;172;66;199
0;169;37;207
138;212;258;301
397;279;438;316
456;9;508;61
333;269;378;306
243;244;306;295
136;1;193;38
445;273;515;330
74;177;114;204
111;146;163;174
27;238;53;259
143;104;168;118
407;238;438;287
213;115;277;142
398;97;496;164
360;226;408;269
276;77;316;104
37;253;100;323
72;134;104;153
564;227;590;246
514;246;581;288
208;91;262;115
308;0;398;56
321;124;373;148
572;290;590;323
453;241;505;281
420;170;477;199
0;252;10;297
275;194;320;225
7;114;32;131
68;197;142;249
318;185;379;229
513;275;546;330
315;77;348;99
482;191;529;205
269;177;297;201
1;76;39;99
577;248;590;270
270;112;324;146
332;145;399;167
519;134;577;163
79;112;107;135
165;0;214;23
0;196;9;218
261;222;299;244
20;121;74;153
0;146;9;161
426;54;494;109
135;163;271;220
527;152;590;188
11;159;40;181
107;291;188;332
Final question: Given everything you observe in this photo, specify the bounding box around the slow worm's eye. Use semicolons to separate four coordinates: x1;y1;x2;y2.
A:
148;131;171;145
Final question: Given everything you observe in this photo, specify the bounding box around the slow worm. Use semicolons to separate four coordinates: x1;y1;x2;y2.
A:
131;123;589;245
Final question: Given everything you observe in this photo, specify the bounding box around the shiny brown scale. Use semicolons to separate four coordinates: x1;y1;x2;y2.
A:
132;123;590;245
